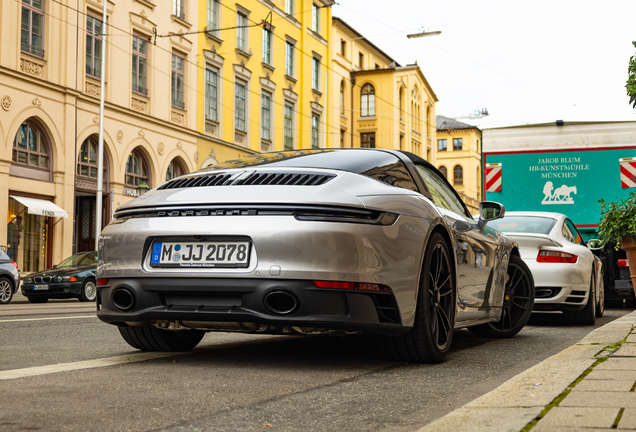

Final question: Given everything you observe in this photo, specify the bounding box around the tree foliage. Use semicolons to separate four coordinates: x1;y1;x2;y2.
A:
598;191;636;250
627;42;636;108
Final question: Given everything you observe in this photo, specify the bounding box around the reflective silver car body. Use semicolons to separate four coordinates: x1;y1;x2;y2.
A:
97;150;520;342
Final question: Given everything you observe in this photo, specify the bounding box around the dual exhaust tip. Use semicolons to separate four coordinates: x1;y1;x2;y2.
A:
111;288;299;316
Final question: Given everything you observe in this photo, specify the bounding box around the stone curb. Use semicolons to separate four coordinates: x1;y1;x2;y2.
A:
417;311;636;432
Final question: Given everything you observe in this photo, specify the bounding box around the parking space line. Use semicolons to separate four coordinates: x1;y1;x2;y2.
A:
0;315;97;323
0;352;188;380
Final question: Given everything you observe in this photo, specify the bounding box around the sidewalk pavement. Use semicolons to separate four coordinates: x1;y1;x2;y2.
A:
419;311;636;432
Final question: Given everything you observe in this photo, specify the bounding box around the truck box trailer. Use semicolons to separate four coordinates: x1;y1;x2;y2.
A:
482;121;636;305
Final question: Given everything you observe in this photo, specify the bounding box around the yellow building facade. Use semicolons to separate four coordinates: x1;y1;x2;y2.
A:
196;0;334;168
329;18;437;159
435;115;482;213
0;0;199;271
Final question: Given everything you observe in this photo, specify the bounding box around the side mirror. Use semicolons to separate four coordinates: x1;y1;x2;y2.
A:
587;239;604;250
478;201;505;229
52;265;58;269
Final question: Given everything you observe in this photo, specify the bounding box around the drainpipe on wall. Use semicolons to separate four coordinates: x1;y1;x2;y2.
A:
350;73;355;147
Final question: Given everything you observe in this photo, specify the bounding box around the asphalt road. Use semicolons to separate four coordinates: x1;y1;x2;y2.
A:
0;300;631;432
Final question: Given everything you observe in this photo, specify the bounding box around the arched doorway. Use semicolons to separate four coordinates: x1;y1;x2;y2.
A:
74;135;110;252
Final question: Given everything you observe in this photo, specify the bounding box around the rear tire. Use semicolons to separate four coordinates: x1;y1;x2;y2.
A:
468;255;535;338
118;324;205;352
596;277;605;317
567;273;596;325
379;233;456;363
27;297;48;304
0;277;14;304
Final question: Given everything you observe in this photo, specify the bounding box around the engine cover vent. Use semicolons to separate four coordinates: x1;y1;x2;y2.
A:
158;171;335;190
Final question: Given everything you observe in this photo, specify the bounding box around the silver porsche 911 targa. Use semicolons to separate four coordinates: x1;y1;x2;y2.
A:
96;149;535;363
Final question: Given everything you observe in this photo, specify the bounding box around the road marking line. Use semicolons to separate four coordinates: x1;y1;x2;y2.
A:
0;352;188;380
0;315;96;323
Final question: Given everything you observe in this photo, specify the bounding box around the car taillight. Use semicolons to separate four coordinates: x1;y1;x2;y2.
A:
537;250;578;264
11;261;18;270
97;278;109;286
618;259;629;268
313;280;392;293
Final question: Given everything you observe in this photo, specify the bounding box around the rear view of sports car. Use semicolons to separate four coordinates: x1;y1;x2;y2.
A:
97;149;535;363
484;211;604;325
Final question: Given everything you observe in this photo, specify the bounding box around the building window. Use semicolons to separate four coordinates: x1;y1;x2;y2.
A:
340;39;346;56
312;3;320;33
476;139;480;152
132;35;148;95
453;138;463;151
13;120;50;169
263;27;272;64
439;166;447;179
235;81;246;132
284;104;293;149
359;52;364;68
261;93;271;141
21;0;44;57
237;12;247;52
312;57;320;91
361;84;375;117
285;0;293;15
166;158;184;182
86;15;103;79
399;88;404;121
205;68;218;121
207;0;218;37
340;80;345;115
438;139;447;151
361;132;375;148
173;0;185;20
340;129;345;148
126;149;150;187
171;53;185;109
311;115;319;149
285;42;294;77
77;136;107;179
453;165;463;186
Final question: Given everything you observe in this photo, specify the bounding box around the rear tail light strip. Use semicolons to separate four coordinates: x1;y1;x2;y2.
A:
537;250;578;264
313;280;392;293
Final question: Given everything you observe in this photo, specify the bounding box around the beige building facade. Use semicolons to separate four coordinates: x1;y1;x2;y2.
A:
0;0;199;272
330;18;437;159
435;115;482;213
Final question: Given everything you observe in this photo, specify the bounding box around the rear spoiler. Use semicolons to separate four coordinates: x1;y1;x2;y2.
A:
501;233;563;248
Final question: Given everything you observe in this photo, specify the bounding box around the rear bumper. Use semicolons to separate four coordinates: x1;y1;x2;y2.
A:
524;260;590;311
21;282;82;298
96;277;407;335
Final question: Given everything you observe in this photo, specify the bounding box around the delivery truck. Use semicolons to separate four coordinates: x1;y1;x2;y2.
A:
482;121;636;306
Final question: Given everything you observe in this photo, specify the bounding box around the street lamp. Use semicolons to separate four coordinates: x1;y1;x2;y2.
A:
406;30;441;39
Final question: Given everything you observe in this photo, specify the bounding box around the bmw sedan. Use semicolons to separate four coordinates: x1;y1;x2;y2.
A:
483;211;604;324
97;149;535;363
21;251;98;303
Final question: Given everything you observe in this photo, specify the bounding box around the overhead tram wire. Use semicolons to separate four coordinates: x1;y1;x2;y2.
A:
41;0;351;141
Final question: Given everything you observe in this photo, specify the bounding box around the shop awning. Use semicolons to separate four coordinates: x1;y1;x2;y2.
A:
9;196;68;218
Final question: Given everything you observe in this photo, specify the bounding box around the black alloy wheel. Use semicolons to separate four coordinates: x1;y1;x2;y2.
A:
380;232;456;363
468;255;535;338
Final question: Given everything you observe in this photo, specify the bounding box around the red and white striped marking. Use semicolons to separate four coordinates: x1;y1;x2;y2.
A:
620;158;636;188
486;164;502;192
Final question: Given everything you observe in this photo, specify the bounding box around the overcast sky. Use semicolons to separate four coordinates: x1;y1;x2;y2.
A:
332;1;636;129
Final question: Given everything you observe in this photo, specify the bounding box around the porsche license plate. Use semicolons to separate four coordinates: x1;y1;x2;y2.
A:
33;284;49;290
150;241;251;268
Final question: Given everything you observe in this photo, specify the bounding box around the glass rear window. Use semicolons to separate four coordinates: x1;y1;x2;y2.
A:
486;216;557;235
57;252;97;268
201;150;418;191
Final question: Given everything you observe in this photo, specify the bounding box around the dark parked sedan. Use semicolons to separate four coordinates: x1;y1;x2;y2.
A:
0;248;20;304
22;251;97;303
